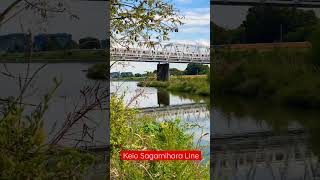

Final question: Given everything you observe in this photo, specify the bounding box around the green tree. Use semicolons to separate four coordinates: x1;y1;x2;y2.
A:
79;37;101;49
185;63;209;75
211;22;246;45
0;1;76;27
243;6;318;43
169;68;184;76
310;25;320;65
111;0;183;47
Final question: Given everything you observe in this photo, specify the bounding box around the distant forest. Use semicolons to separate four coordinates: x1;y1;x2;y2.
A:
212;6;319;44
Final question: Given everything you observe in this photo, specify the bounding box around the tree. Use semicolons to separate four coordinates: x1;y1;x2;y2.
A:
184;63;209;75
111;0;183;48
243;6;318;43
0;1;77;28
211;22;246;45
169;68;184;76
79;37;101;49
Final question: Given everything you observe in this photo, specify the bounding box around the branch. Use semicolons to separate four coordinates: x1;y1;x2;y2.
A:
0;0;23;23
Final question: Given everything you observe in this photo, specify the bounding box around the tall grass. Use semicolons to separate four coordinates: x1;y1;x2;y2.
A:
110;95;209;179
212;48;320;108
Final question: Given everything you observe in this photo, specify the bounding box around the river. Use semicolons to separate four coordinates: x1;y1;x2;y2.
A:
2;63;320;179
0;63;108;179
111;81;210;161
211;95;320;180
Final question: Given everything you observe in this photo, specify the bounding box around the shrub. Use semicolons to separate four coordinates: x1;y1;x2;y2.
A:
0;99;95;179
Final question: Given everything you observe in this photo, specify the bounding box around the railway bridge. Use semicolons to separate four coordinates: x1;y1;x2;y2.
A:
111;43;210;81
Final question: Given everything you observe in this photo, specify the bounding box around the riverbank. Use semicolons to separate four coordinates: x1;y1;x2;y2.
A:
138;75;210;96
0;49;106;62
212;48;320;108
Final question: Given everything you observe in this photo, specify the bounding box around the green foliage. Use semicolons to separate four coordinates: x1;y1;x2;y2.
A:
0;49;106;62
211;22;245;45
110;95;209;179
211;7;319;44
86;63;109;80
212;49;320;108
169;68;184;76
244;6;318;43
310;25;320;65
79;37;101;49
185;63;209;75
111;0;183;47
0;98;95;179
284;25;317;42
138;76;210;96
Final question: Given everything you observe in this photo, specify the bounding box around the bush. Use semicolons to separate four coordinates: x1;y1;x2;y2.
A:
86;63;108;80
138;76;210;97
0;99;95;179
212;48;320;108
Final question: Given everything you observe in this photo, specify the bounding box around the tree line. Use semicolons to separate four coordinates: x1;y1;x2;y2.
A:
212;6;319;44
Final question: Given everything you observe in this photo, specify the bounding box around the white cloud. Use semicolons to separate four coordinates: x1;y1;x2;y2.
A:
176;0;193;3
181;8;210;26
170;39;210;47
180;26;209;33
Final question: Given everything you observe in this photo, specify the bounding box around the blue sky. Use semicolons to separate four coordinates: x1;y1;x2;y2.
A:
112;0;210;74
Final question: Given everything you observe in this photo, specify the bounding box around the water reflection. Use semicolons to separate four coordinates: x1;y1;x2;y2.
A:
212;95;320;180
110;81;199;108
157;88;170;106
111;81;210;161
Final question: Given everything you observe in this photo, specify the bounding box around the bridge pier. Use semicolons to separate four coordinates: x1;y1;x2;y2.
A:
157;63;170;81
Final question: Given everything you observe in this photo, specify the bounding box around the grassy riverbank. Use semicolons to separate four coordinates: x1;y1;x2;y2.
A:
110;95;209;179
138;75;210;96
0;49;106;62
212;48;320;108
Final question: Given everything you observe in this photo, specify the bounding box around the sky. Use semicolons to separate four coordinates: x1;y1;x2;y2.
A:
0;1;108;41
112;0;211;74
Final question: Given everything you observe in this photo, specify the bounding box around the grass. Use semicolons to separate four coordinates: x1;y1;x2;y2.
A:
110;95;209;179
0;49;106;62
138;75;210;96
212;48;320;108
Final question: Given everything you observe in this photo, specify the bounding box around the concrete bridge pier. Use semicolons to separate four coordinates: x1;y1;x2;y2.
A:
157;63;170;81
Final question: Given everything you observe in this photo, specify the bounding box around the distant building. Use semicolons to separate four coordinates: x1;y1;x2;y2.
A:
111;72;121;78
34;33;73;51
121;72;133;77
0;33;28;53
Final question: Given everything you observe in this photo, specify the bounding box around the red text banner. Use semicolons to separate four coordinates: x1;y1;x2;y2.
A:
120;150;202;161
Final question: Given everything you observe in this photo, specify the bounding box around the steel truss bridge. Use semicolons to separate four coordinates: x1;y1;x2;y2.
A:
111;43;210;64
211;0;320;7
